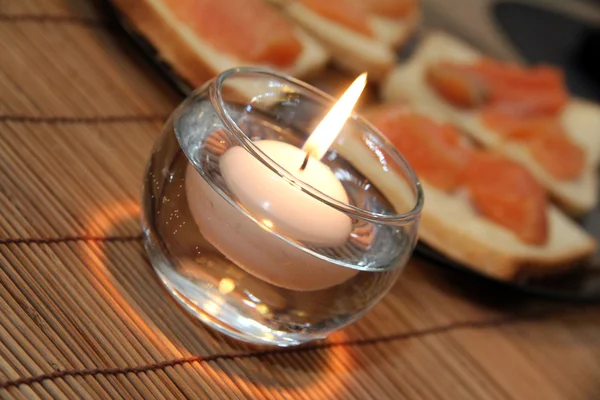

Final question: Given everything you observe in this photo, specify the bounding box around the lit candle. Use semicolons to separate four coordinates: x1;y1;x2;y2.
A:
218;140;350;247
185;74;368;291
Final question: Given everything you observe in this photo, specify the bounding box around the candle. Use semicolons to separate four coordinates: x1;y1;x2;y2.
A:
185;74;368;291
219;140;351;247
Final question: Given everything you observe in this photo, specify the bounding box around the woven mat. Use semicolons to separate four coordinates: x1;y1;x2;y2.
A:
0;1;599;399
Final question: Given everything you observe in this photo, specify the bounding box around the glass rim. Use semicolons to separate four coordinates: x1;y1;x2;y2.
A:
209;67;424;225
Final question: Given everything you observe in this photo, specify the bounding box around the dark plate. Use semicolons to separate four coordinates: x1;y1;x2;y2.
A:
493;1;600;102
416;243;600;302
104;2;600;302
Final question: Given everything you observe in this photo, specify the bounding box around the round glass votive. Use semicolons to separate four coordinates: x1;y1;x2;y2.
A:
142;68;423;347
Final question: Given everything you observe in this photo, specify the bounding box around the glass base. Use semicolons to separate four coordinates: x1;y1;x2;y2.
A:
145;231;326;347
155;269;318;347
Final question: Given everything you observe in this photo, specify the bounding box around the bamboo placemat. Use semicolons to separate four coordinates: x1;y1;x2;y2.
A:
0;1;599;399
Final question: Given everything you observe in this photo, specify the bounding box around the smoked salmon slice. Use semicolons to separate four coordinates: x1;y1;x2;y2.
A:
482;112;585;180
166;0;302;66
527;134;586;181
369;107;468;191
426;61;567;114
368;105;549;245
462;152;548;245
426;63;489;108
298;0;372;36
426;59;583;181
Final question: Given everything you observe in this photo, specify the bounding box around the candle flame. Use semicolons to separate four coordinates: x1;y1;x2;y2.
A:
302;73;367;160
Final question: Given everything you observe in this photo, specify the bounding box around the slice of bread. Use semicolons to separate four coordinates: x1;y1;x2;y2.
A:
369;12;421;48
266;0;420;80
381;31;600;215
337;108;597;280
111;0;329;88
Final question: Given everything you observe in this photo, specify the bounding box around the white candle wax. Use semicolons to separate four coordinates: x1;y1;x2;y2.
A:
221;140;352;247
185;140;358;292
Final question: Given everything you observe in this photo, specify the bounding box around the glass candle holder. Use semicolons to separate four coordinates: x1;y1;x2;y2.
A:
142;68;423;347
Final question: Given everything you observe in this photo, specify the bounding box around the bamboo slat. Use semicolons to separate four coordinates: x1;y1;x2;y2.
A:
0;0;598;398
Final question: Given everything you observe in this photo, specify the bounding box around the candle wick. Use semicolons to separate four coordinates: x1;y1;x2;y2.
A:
299;152;310;172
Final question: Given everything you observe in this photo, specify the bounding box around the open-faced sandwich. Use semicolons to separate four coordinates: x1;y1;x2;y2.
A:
346;103;596;280
112;0;329;87
266;0;421;79
381;31;600;215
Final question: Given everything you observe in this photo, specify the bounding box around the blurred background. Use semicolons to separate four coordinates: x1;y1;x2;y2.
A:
423;0;600;100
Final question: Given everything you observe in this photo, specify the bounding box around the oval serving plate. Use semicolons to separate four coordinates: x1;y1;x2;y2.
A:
104;2;600;301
